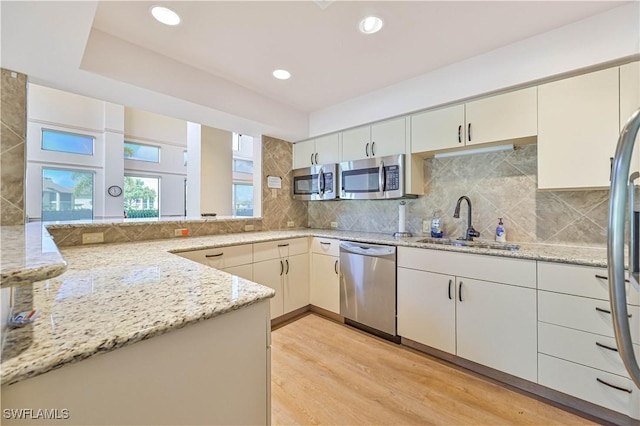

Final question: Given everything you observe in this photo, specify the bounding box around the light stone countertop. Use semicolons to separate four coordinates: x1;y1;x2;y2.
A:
0;225;612;387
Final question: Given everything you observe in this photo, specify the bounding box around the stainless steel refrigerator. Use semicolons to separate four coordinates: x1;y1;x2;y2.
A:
609;108;640;388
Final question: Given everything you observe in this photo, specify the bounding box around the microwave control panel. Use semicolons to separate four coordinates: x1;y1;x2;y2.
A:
323;172;334;193
386;165;400;191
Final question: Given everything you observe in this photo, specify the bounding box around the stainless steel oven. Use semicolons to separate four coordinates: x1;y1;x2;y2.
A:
292;164;339;201
340;154;410;200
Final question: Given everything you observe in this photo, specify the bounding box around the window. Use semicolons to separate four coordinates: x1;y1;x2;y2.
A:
232;184;253;217
233;159;253;174
124;176;160;219
42;129;94;155
124;142;160;163
42;168;94;221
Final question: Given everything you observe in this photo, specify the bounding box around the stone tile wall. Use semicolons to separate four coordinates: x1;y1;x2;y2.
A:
47;135;308;247
308;144;610;246
1;69;27;226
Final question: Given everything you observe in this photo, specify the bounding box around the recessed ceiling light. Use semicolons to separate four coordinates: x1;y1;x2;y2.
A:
358;16;383;34
151;6;181;26
273;69;291;80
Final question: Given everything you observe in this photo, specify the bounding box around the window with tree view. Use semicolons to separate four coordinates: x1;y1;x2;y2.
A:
42;168;94;221
124;176;160;219
233;184;253;216
124;142;160;163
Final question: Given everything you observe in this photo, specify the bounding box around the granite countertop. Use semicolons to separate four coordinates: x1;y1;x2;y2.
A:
0;225;611;387
1;224;68;287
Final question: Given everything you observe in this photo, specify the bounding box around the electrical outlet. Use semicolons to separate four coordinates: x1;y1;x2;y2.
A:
244;224;255;231
330;222;338;228
174;228;189;237
82;232;104;244
287;221;294;228
423;220;430;234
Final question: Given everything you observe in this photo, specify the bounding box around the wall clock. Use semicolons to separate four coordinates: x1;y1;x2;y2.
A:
108;185;123;197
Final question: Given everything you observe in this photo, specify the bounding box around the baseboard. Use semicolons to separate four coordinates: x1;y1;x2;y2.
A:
308;305;342;323
401;337;635;426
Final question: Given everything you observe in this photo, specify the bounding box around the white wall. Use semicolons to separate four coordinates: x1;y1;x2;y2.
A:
186;122;201;217
104;103;125;219
309;2;640;137
123;107;187;217
201;126;232;216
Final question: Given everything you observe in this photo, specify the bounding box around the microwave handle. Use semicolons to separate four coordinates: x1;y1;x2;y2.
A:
378;161;385;196
318;166;325;196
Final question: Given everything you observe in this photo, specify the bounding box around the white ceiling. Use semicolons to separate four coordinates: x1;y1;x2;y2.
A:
90;1;625;112
0;1;630;141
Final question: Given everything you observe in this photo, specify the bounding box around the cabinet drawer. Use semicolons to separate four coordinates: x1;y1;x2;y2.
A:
538;291;640;344
539;354;639;419
539;322;640;378
176;244;253;269
311;237;340;256
253;238;308;262
397;247;536;288
538;262;639;305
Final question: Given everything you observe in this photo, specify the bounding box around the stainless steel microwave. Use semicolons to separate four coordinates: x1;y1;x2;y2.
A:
292;164;339;201
340;154;411;200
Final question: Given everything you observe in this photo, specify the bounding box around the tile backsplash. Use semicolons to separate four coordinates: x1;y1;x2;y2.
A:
308;144;610;246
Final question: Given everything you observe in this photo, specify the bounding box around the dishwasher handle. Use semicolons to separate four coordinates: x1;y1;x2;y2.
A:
339;241;395;257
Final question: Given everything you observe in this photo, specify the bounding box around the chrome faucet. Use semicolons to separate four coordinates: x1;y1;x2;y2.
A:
453;196;480;241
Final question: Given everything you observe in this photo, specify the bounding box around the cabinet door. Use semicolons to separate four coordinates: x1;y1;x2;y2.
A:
252;259;284;319
310;253;340;314
465;87;537;146
283;254;310;314
370;117;406;158
314;134;341;165
620;61;640;173
224;264;253;281
538;67;620;189
411;104;465;153
293;139;316;169
456;278;537;381
397;268;456;354
341;125;371;161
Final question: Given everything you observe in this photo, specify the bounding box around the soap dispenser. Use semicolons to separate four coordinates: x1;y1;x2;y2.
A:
495;218;506;243
431;210;443;238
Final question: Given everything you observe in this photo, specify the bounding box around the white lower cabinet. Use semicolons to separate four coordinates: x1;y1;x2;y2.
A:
397;247;537;381
537;261;640;420
252;258;285;320
310;253;340;314
397;268;455;354
283;253;310;314
456;277;537;382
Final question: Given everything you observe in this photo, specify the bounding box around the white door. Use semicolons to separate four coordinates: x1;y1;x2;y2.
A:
310;253;340;314
283;254;310;314
370;117;406;158
397;268;456;354
252;259;284;319
341;125;371;161
293;139;316;169
456;277;537;381
224;264;253;281
411;104;465;153
314;133;341;165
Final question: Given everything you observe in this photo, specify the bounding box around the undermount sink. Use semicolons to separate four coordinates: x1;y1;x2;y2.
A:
416;237;520;251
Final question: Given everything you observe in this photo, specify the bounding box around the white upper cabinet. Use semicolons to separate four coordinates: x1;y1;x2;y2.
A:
342;118;406;162
538;67;620;190
292;133;341;169
293;139;316;169
620;61;640;173
411;104;465;153
465;87;537;146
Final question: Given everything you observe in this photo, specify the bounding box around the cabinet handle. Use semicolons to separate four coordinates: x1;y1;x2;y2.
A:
458;125;462;143
365;142;370;157
596;306;633;318
458;281;463;302
596;378;632;394
595;274;630;283
205;253;224;258
371;141;376;157
610;157;614;181
278;243;289;247
320;242;331;246
335;260;339;275
311;153;315;165
595;342;618;352
448;279;452;300
315;153;318;164
279;260;284;276
468;123;472;142
285;259;289;274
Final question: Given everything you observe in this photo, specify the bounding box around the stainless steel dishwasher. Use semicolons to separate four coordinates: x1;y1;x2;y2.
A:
339;241;398;342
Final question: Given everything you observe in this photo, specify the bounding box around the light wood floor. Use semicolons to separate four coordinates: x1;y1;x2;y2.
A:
271;314;597;426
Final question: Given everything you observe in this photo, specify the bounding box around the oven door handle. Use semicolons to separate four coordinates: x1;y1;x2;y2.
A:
378;160;385;197
318;166;325;196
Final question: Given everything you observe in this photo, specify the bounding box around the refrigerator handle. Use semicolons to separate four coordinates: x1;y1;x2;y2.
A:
608;107;640;388
629;172;639;277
